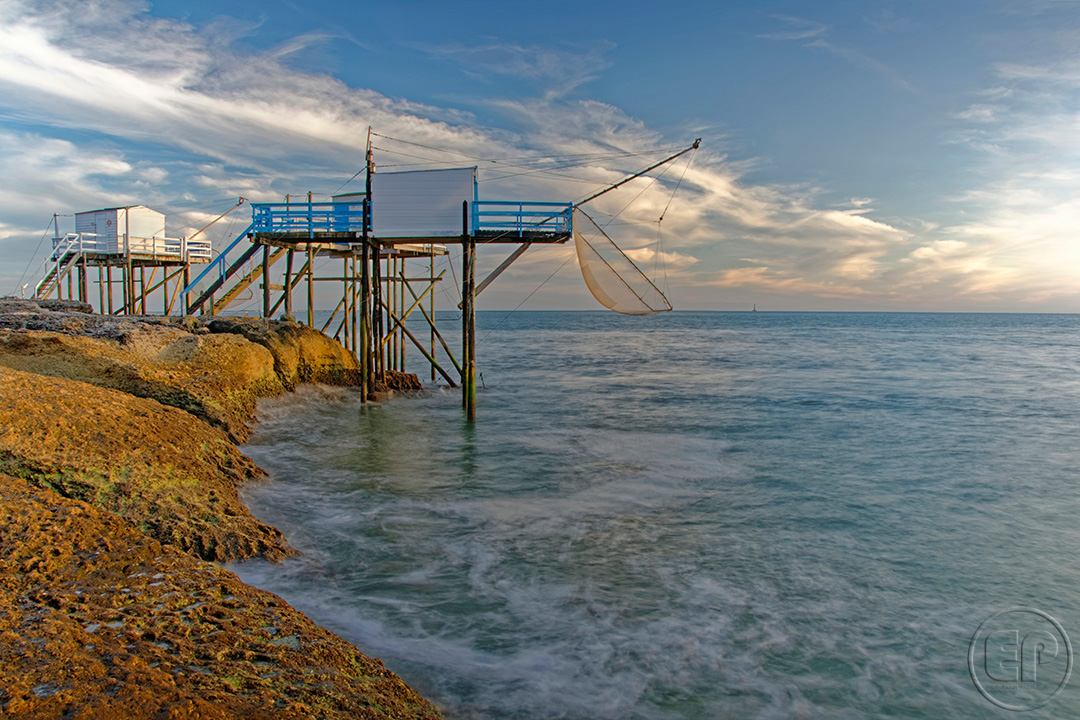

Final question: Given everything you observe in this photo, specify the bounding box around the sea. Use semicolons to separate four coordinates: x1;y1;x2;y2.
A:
230;311;1080;719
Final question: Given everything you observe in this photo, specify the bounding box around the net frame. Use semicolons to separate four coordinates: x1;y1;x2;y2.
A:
573;208;673;315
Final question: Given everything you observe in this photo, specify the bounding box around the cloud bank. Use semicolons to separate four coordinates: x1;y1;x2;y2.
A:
0;0;1076;310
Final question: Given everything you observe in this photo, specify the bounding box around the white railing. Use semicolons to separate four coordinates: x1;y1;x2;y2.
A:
47;233;212;261
49;232;106;260
30;232;214;298
126;235;212;260
35;235;87;298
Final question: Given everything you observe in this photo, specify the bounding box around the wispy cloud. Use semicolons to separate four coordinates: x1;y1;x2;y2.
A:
761;14;916;93
938;45;1080;306
0;0;1073;309
804;39;915;92
758;15;826;41
863;8;913;34
419;40;615;100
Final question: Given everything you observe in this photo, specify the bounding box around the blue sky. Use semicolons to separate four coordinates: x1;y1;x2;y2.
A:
2;0;1080;311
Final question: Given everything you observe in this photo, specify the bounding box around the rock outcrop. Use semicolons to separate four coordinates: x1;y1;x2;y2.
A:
0;328;283;443
0;475;441;719
0;303;366;442
0;298;440;718
0;365;290;563
205;318;361;391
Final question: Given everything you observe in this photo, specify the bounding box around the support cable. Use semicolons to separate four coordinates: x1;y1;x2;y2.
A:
478;251;575;344
13;219;56;296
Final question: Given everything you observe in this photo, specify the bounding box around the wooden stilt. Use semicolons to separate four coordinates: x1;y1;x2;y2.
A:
342;258;350;352
106;266;113;314
430;247;436;382
126;259;134;315
139;267;147;314
373;245;383;381
467;238;476;421
361;239;372;401
307;246;315;327
393;255;401;371
183;264;190;313
262;245;271;317
462;201;476;420
350;255;358;363
400;258;407;372
284;249;294;319
98;266;105;314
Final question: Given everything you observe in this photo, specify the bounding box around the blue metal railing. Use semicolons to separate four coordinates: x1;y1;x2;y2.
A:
252;201;368;236
473;201;573;238
178;199;573;313
250;200;570;239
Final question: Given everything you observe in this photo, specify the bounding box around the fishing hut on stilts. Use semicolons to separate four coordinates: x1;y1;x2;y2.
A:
31;205;216;315
34;130;699;421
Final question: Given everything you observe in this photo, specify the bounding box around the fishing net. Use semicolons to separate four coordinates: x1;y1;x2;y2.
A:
573;208;672;315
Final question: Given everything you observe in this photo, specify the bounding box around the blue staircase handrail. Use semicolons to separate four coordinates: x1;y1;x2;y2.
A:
179;222;254;310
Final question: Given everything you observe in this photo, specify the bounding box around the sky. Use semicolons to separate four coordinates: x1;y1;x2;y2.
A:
2;0;1080;312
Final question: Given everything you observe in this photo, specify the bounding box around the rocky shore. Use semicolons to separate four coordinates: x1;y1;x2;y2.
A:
0;299;440;719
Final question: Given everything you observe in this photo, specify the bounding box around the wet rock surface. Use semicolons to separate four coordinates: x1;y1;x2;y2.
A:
381;369;424;392
0;475;441;719
0;298;440;718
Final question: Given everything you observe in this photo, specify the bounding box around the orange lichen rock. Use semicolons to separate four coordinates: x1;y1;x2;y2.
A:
0;365;290;562
0;475;441;719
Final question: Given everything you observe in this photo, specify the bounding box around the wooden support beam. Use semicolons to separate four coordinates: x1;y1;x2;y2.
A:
262;245;271;317
140;266;177;297
402;270;462;376
125;260;133;315
381;301;458;388
79;257;87;304
350;256;358;364
342;258;350;352
457;242;531;309
361;239;371;401
186;242;261;314
284;249;294;318
380;271;444;348
211;247;286;316
373;247;383;380
140;267;150;314
462;201;476;421
430;249;436;382
320;297;346;334
307;246;315;327
267;257;311;318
